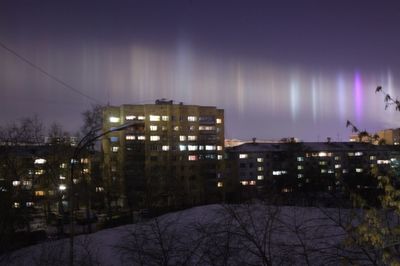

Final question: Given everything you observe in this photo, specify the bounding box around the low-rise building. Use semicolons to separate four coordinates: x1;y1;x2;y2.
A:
226;142;400;205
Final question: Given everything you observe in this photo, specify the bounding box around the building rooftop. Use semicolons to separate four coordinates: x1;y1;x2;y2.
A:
227;141;400;153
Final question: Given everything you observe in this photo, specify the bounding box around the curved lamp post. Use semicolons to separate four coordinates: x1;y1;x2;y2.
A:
68;122;134;266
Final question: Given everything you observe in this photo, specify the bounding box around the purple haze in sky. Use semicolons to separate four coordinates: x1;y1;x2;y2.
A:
1;1;400;141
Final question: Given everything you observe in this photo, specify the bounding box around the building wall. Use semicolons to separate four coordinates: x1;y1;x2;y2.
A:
226;142;400;205
102;101;224;209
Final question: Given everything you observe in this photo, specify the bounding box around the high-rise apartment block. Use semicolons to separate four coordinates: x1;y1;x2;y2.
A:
102;100;224;209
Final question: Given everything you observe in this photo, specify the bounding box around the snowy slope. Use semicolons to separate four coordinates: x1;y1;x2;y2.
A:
1;204;374;266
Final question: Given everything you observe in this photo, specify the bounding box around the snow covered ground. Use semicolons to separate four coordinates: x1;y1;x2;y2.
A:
1;204;377;265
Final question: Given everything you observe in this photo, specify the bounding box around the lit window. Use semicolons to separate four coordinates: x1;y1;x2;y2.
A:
335;164;341;169
126;135;135;140
179;145;187;151
109;116;120;123
328;169;334;174
60;163;67;169
13;202;20;208
35;170;44;175
138;115;145;120
162;145;170;151
150;125;158;131
241;181;249;186
217;181;223;187
81;158;89;164
217;146;223;151
257;175;264;180
34;158;46;164
22;180;32;187
206;145;216;151
110;136;119;142
257;166;264;171
297;157;304;162
26;202;34;207
199;126;215;131
12;181;20;186
217;155;223;160
180;135;186;141
59;175;66;180
126;115;136;120
348;152;354;156
137;136;145;140
319;161;327;165
377;160;390;164
342;169;348;173
188;116;197;122
83;168;89;174
199;145;204;150
356;168;363;173
162;116;169;121
370;156;376;160
257;157;264;162
273;171;282;175
355;152;363;156
335;156;340;161
249;180;256;185
188;135;197;141
96;187;105;192
189;125;196;131
174;126;180;131
150;136;160;141
216;118;222;124
239;154;248;159
297;174;303;178
59;184;67;191
188;155;198;161
149;115;160;121
188;145;198;151
297;165;304;170
112;146;119;152
35;191;45;196
318;152;327;157
321;169;327;173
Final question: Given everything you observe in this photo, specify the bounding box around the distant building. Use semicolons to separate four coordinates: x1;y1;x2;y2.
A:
225;141;400;205
102;100;224;209
225;138;282;148
376;128;400;145
0;143;101;230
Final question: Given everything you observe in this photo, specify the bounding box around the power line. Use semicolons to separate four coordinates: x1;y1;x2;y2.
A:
0;40;104;105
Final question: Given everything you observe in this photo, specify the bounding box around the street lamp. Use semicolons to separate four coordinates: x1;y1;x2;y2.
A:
68;122;135;266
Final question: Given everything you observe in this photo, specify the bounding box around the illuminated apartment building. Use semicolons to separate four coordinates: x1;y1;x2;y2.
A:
226;142;400;205
102;100;224;209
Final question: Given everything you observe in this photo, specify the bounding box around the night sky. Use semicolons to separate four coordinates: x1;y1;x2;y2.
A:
1;1;400;141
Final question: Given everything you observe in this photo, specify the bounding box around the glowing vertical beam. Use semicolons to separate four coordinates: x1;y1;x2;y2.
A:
290;78;299;120
311;78;317;123
236;63;244;114
354;71;362;123
387;69;393;97
337;73;346;121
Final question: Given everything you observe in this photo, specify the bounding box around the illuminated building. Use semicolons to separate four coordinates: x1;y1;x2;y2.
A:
0;143;101;231
102;100;224;209
226;142;400;204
